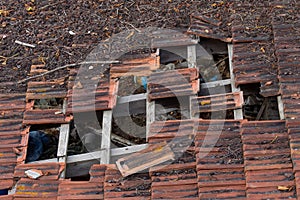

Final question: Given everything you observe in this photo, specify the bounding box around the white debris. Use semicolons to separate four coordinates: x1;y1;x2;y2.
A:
15;40;36;48
55;111;63;115
25;169;43;179
69;31;76;35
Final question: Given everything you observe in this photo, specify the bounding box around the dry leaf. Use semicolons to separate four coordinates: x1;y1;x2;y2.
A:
73;81;83;89
275;5;284;8
173;7;179;13
0;10;10;17
278;185;293;191
200;100;211;105
154;146;164;152
264;81;272;86
291;94;300;99
126;31;135;39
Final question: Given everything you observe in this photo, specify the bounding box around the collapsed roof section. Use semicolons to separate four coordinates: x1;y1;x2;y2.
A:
0;1;299;200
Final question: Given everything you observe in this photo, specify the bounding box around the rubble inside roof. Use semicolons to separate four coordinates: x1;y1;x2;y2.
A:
33;98;64;110
26;125;60;162
241;83;280;121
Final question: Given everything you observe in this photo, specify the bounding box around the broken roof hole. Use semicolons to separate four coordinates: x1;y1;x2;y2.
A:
155;97;190;121
199;110;234;120
26;124;60;162
70;174;90;181
241;83;280;121
117;76;146;97
112;115;146;147
198;38;230;83
71;112;104;154
33;98;64;110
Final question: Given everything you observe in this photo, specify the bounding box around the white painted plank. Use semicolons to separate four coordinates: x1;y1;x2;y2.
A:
277;95;285;120
117;93;147;104
201;79;232;89
30;144;149;164
57;124;70;178
228;44;243;120
111;144;148;156
146;100;155;140
57;124;70;157
100;110;112;164
187;45;197;68
228;44;239;93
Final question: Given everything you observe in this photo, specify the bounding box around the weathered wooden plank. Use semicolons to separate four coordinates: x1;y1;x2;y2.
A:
187;45;197;68
277;96;285;120
146;100;155;140
201;79;232;89
100;110;112;164
228;44;243;120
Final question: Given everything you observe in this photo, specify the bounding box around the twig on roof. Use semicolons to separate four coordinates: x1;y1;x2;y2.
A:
120;20;141;32
15;40;36;48
17;60;120;84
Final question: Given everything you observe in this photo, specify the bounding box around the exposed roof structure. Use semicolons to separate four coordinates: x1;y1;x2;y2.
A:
0;1;299;199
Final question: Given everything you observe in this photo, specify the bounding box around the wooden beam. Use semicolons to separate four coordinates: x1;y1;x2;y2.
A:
57;124;70;158
256;98;268;120
111;144;148;156
57;124;70;178
117;93;147;104
29;144;149;178
146;100;155;141
201;79;232;89
277;96;285;120
187;45;197;68
30;144;149;164
228;44;243;120
100;110;112;164
228;44;238;93
57;99;69;178
187;45;197;120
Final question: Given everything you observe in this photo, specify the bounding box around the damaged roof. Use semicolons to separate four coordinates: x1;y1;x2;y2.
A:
0;0;300;199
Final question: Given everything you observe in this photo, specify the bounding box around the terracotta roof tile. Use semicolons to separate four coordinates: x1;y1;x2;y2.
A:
195;120;246;199
241;121;296;198
191;92;243;114
0;94;25;120
110;54;160;78
232;41;279;97
24;109;70;125
150;160;198;199
14;178;60;198
67;69;118;114
58;180;104;200
89;164;107;183
148;68;199;100
26;81;67;100
14;162;65;180
104;165;151;199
